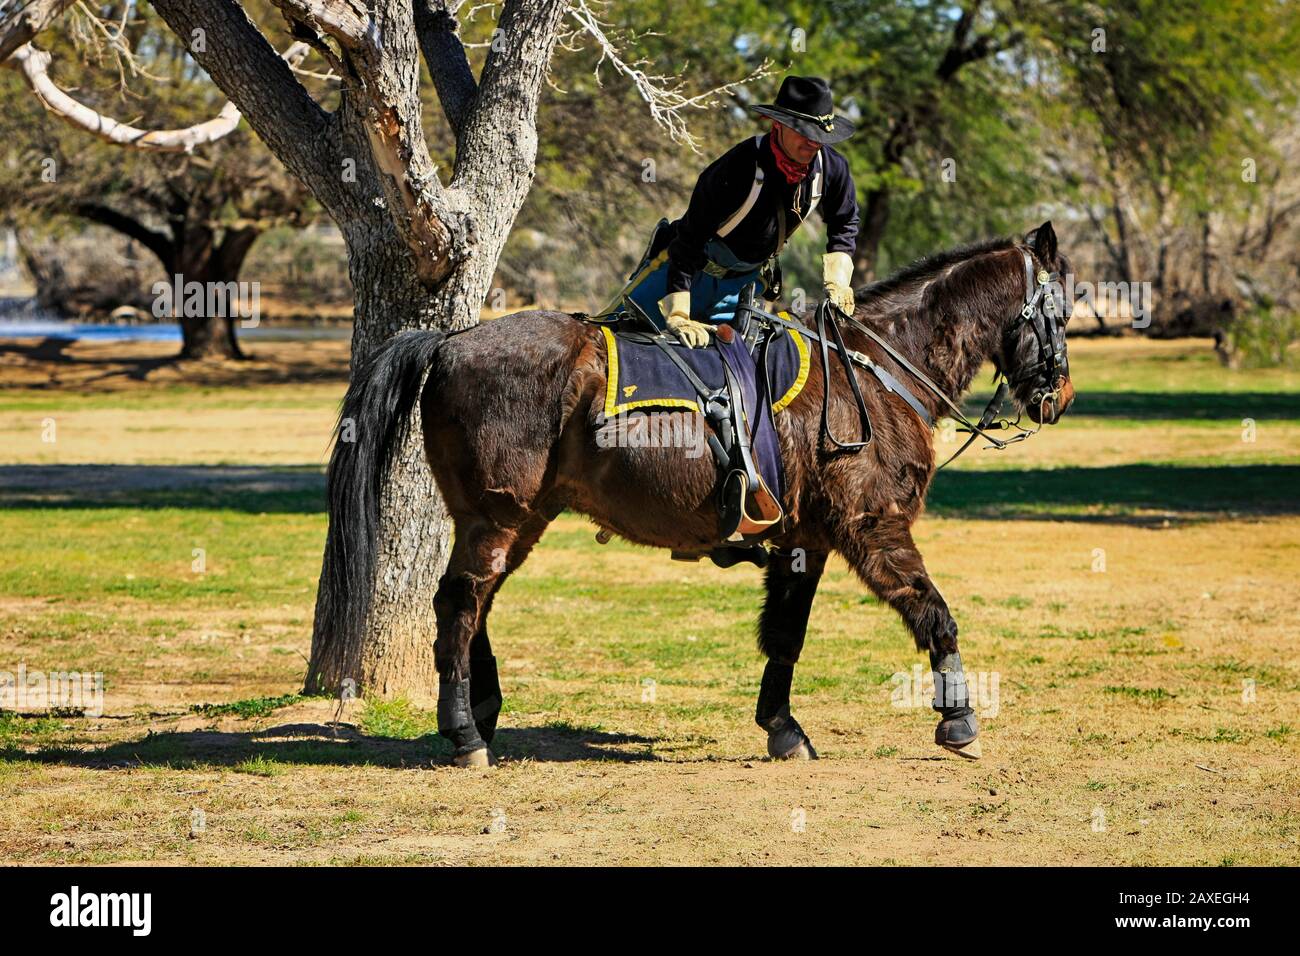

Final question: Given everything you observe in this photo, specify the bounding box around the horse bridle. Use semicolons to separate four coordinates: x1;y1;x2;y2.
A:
1001;248;1069;426
726;243;1070;469
790;245;1069;469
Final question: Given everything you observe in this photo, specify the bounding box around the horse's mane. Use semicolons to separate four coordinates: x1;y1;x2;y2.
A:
854;235;1018;312
845;234;1024;397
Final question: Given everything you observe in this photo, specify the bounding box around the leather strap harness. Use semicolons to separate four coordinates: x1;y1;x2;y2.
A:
580;244;1067;565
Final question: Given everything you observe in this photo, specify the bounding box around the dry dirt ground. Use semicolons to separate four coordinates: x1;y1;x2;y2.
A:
0;334;1296;865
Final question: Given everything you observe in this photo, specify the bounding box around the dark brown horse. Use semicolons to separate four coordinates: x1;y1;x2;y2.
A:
319;222;1076;766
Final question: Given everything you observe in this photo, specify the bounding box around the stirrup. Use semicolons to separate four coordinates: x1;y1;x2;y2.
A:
730;470;784;539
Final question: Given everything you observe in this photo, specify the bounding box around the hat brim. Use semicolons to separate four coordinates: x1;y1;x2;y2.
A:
751;105;856;144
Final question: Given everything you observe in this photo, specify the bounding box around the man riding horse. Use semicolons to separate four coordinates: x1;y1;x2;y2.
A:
318;70;1079;767
615;75;860;342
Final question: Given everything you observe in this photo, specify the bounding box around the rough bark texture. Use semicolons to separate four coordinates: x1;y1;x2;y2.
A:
151;0;568;698
304;233;448;696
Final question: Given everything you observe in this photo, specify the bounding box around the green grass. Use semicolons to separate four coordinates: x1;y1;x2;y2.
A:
0;501;325;608
192;694;306;719
0;383;343;414
232;755;285;777
357;698;438;740
0;338;1297;865
971;341;1300;403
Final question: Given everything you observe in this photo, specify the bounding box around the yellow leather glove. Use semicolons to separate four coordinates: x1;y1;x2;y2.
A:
659;291;712;348
823;251;856;314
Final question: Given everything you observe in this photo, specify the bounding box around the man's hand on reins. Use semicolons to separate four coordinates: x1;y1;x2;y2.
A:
659;291;713;348
823;251;856;315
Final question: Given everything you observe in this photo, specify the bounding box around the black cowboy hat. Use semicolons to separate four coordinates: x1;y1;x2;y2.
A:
750;75;855;145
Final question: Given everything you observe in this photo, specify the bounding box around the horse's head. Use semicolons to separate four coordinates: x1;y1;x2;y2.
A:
997;221;1076;425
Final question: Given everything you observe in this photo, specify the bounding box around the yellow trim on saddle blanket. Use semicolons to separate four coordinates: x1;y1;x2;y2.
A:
770;311;810;413
600;320;810;418
601;325;700;416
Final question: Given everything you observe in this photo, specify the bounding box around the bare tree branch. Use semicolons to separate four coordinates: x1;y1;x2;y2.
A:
566;0;770;152
413;0;476;136
6;39;310;153
71;200;175;267
0;0;74;63
149;0;340;203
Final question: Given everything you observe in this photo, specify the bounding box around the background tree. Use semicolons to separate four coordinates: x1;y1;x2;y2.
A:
1036;0;1300;339
0;0;328;357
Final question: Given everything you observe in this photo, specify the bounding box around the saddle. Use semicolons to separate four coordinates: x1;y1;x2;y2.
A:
589;285;809;565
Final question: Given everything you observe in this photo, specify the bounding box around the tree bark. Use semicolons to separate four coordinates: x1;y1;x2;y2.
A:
301;0;563;701
174;225;262;360
304;227;453;698
149;0;567;698
0;0;76;63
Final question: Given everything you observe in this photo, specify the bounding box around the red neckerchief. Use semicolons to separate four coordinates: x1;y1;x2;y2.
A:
769;130;812;185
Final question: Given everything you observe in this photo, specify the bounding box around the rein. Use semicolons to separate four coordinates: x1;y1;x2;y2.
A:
757;247;1064;469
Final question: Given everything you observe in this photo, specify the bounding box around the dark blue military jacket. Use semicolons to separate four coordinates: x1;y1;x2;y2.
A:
665;131;860;293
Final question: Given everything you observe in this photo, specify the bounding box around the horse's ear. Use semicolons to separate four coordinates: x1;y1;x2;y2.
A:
1031;220;1058;262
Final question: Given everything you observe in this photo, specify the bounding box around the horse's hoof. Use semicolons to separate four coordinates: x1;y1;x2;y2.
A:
453;747;496;768
935;710;980;760
941;738;982;760
764;710;818;760
774;738;818;760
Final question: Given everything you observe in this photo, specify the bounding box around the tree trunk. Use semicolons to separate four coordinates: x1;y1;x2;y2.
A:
855;187;891;279
853;115;913;279
303;223;490;701
298;0;562;701
146;0;566;700
177;314;244;359
172;225;261;360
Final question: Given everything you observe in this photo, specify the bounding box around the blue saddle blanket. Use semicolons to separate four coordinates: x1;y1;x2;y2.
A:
597;323;810;503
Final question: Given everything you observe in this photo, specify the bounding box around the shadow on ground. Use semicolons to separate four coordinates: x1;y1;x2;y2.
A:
2;722;661;768
4;462;1296;523
928;463;1300;522
0;335;350;389
0;337;180;384
0;464;325;513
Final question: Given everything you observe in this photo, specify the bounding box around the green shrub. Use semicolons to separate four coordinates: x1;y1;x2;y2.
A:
1224;301;1300;368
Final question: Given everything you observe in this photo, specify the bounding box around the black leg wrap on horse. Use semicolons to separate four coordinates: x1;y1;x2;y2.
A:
755;660;795;725
437;678;486;756
930;650;978;746
469;654;502;745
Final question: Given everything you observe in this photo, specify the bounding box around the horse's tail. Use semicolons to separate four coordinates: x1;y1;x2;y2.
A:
317;329;448;647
